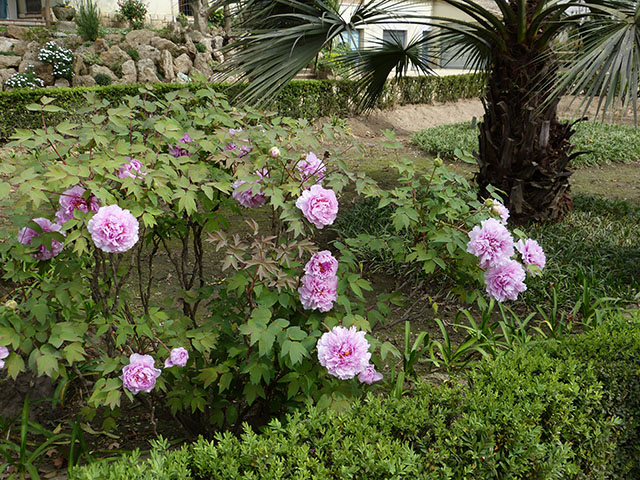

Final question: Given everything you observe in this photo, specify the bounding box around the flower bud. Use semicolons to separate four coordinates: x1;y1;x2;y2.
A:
5;300;17;310
484;198;494;207
269;147;280;158
433;158;443;168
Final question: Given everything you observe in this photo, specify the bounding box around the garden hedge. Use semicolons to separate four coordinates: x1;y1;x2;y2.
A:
70;314;640;480
0;74;485;140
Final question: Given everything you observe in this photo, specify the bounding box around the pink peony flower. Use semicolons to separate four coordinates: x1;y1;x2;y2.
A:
0;346;9;369
120;353;161;394
299;274;338;312
232;170;268;208
168;133;195;157
467;218;514;269
358;364;383;384
296;185;338;229
515;238;546;275
55;185;100;224
18;218;65;260
491;202;510;224
484;259;527;302
297;152;326;184
164;347;189;368
317;326;371;380
304;250;338;280
87;205;139;253
117;157;147;179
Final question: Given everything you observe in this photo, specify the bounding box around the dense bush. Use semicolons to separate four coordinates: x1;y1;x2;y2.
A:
70;315;640;479
0;74;485;140
75;0;101;42
413;120;640;166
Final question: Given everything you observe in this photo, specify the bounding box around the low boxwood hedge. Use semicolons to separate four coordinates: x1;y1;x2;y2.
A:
0;74;485;140
70;314;640;480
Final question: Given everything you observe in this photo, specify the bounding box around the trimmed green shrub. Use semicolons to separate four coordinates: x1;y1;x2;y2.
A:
0;74;485;140
93;72;113;86
75;0;101;42
70;315;640;479
413;120;640;166
125;48;140;61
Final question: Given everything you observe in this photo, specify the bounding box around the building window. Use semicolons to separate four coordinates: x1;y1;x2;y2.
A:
337;29;363;50
179;0;193;16
382;29;407;47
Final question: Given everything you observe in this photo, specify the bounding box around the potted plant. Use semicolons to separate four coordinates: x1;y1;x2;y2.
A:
52;0;76;21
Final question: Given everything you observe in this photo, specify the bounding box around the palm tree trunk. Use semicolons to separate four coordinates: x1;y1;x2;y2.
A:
476;1;577;223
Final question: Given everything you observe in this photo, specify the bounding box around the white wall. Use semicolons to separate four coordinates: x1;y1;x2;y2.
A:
94;0;177;24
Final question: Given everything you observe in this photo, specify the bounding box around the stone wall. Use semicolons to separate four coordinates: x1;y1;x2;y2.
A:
0;24;226;90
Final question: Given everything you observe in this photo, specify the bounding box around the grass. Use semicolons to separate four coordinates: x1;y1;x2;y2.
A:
412;121;640;167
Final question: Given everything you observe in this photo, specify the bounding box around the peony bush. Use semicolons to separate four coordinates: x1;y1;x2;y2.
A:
0;86;395;436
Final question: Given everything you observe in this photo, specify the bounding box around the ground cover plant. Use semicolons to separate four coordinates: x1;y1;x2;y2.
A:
412;120;640;167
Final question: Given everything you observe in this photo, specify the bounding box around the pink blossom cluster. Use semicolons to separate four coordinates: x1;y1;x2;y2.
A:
168;133;195;158
297;152;326;184
232;169;268;208
0;345;9;369
467;216;546;302
226;128;252;157
299;251;339;312
317;326;382;384
18;217;66;260
296;184;338;229
121;347;189;394
87;205;139;253
117;157;147;179
56;186;100;225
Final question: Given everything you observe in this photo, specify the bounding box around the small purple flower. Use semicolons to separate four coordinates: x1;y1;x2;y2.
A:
164;347;189;368
117;157;147;179
229;127;243;135
168;133;195;158
18;218;65;260
491;202;510;224
87;205;139;253
55;185;100;224
358;364;383;384
317;326;371;380
0;346;9;369
304;250;338;280
484;259;527;302
515;238;546;275
120;353;161;394
269;147;280;158
232;170;268;208
296;185;339;229
298;274;338;313
467;218;515;269
297;152;326;184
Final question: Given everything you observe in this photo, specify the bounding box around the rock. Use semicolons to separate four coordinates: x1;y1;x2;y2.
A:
0;54;21;68
20;60;54;85
150;37;179;56
174;45;189;57
63;34;83;49
173;53;192;75
103;33;125;45
90;64;118;81
213;35;224;50
6;25;27;40
72;55;87;76
0;37;21;52
137;44;161;64
125;29;156;48
187;30;204;43
184;35;197;58
159;49;175;82
54;78;70;88
24;41;40;56
100;45;130;68
91;38;109;54
56;21;76;33
72;74;97;87
213;50;224;63
193;52;213;78
0;68;17;88
120;59;136;83
176;71;191;83
137;58;159;83
199;37;214;53
11;40;30;56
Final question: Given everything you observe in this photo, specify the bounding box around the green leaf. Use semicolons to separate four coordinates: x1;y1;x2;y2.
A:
281;340;308;365
5;353;25;379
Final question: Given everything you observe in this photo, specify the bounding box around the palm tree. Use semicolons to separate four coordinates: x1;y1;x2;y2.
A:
220;0;640;223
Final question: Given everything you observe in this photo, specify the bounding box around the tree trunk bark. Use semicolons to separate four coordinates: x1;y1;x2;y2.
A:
43;0;52;26
191;0;209;33
475;2;577;223
224;5;231;35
